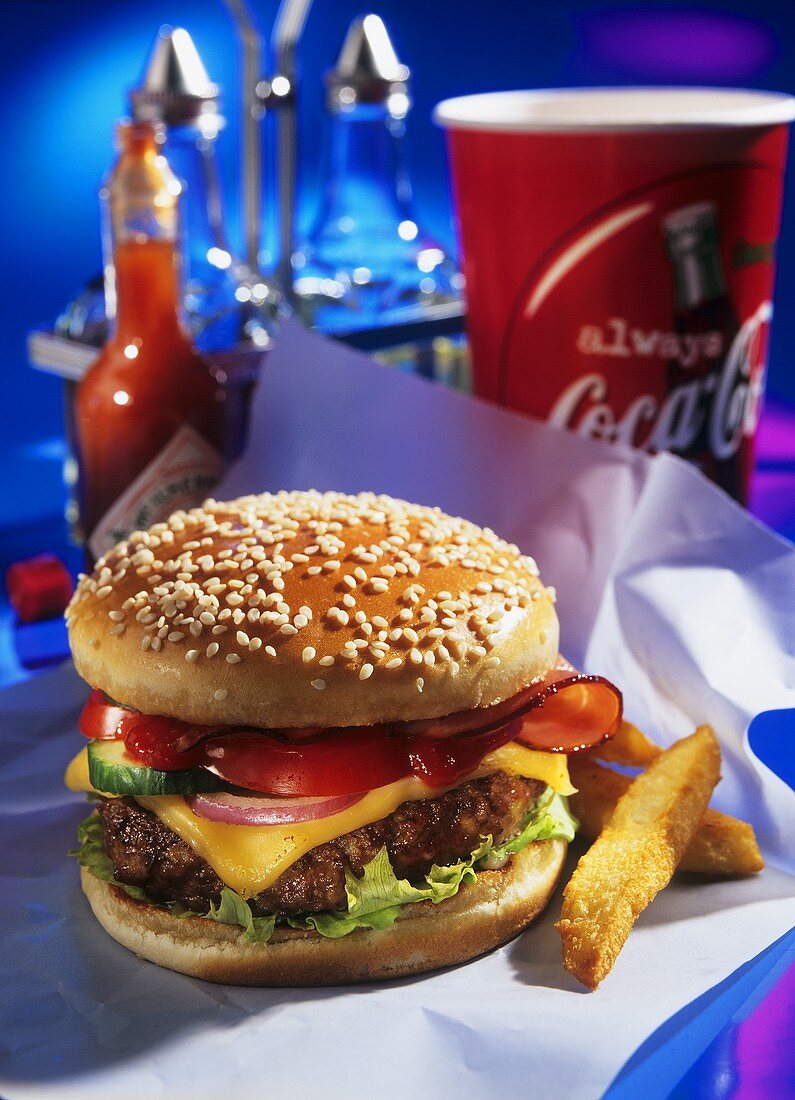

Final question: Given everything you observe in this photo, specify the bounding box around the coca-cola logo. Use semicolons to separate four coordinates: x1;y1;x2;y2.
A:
548;300;772;456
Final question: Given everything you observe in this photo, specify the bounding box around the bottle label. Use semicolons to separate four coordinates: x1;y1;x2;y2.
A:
89;425;224;560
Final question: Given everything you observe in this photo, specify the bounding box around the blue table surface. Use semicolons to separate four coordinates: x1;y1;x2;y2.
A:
1;397;794;1098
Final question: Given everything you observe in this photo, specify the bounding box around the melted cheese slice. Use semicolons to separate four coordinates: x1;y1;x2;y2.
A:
65;742;573;896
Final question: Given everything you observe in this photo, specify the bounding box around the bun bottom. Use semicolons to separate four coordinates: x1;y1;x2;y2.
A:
80;840;567;986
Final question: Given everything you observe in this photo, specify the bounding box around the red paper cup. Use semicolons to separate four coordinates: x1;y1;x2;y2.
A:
435;88;795;503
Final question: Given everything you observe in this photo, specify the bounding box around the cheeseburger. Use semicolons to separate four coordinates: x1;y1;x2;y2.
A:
65;490;621;984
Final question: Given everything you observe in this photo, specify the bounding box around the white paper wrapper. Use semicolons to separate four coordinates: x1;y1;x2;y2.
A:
1;320;793;1099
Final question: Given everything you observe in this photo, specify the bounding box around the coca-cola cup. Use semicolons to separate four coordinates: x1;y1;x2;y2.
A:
435;88;795;503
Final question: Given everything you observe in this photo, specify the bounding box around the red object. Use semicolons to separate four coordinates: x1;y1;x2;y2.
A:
79;688;141;740
437;88;795;503
5;554;73;623
75;121;226;564
79;669;622;796
124;714;207;771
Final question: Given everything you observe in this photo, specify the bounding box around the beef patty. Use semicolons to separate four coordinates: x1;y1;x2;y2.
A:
97;771;544;916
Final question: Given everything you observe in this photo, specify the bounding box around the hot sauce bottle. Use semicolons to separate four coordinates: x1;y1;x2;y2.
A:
76;120;227;562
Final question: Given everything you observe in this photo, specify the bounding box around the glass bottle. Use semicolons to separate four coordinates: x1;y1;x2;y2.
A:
663;202;742;498
75;120;227;562
131;26;243;353
293;14;460;335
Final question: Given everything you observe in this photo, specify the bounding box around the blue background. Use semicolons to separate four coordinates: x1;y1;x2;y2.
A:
3;0;795;458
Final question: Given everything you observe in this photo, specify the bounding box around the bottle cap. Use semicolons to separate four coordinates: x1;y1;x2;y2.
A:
326;14;410;114
130;26;223;131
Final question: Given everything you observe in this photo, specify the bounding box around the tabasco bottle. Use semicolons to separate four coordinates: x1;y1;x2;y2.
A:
76;120;227;562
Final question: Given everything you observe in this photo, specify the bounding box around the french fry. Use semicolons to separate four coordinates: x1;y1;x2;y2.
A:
593;720;661;768
569;756;764;877
557;726;721;989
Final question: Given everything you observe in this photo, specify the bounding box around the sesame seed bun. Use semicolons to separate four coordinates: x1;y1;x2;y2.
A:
79;838;566;985
67;490;559;728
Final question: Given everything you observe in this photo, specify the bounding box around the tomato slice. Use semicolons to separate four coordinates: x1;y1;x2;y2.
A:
202;719;522;796
79;689;142;741
203;727;408;796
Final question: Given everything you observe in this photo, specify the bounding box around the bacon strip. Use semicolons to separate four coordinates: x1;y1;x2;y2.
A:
175;657;622;756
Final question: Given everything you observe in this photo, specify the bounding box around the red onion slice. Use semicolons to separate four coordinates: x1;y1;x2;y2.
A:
187;790;365;826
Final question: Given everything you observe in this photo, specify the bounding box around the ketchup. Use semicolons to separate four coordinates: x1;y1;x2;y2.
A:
75;121;226;563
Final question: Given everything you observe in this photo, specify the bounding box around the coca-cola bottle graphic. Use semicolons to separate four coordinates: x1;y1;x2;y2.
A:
662;202;742;498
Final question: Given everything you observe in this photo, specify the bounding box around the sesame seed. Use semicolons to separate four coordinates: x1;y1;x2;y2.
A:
424;650;436;667
398;608;412;621
211;624;227;635
96;585;112;599
214;688;228;701
342;593;356;608
359;663;374;680
280;623;298;636
302;646;316;663
109;623;125;636
265;645;277;656
236;631;250;646
343;574;357;589
206;642;219;657
226;653;242;664
108;610;125;622
409;648;423;665
294;614;309;628
485;655;501;668
199;612;215;626
185;649;200;663
168;631;184;642
385;657;402;669
416;677;424;693
318;655;335;667
311;679;326;691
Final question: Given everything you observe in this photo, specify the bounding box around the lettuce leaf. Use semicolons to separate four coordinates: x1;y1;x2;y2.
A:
492;787;577;858
289;788;577;940
72;787;577;944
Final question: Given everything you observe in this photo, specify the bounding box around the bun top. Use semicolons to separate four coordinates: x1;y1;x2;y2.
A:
67;491;559;728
